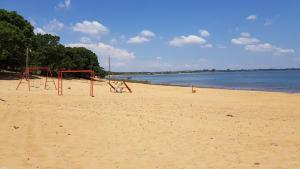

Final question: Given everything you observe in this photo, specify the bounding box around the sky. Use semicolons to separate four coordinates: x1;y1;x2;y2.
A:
1;0;300;72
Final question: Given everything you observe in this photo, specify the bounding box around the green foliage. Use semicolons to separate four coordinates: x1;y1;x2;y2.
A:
0;9;33;69
30;34;61;68
0;9;34;39
0;9;107;78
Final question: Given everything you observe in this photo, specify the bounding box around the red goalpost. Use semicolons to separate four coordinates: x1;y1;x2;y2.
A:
57;70;95;97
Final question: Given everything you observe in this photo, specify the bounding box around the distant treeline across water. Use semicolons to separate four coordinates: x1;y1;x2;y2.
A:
114;69;300;93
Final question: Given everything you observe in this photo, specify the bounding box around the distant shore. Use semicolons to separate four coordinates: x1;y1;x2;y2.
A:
111;68;300;76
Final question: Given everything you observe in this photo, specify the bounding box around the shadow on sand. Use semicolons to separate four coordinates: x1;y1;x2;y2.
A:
0;71;41;80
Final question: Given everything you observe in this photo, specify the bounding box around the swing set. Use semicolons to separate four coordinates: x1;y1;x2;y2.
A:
15;48;96;97
16;68;95;97
16;66;57;91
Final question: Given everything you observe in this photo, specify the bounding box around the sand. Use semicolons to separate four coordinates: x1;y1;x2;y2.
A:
0;77;300;169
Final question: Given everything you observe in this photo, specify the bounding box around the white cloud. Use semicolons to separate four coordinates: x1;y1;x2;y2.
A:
44;19;64;32
169;35;206;47
216;44;227;49
155;56;161;60
201;43;213;48
245;43;295;55
33;19;64;35
34;27;46;35
72;20;109;36
199;29;210;37
240;32;251;37
184;64;192;68
231;37;260;45
80;37;92;44
232;33;294;55
109;35;126;44
276;48;295;54
264;19;272;26
128;29;155;44
128;36;150;44
140;30;155;37
127;60;173;71
246;15;257;21
245;43;273;52
29;19;36;27
110;38;117;44
67;42;135;60
56;0;71;9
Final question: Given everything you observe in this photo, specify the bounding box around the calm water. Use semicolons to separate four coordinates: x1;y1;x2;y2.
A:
115;70;300;93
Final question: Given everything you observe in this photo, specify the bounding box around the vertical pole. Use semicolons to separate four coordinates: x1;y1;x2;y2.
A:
61;72;63;95
108;55;111;82
49;69;57;89
90;73;91;96
92;71;94;96
45;70;48;89
25;67;29;80
90;72;92;96
90;71;94;97
26;48;28;69
28;69;30;91
58;71;62;96
90;65;94;97
16;72;25;90
26;48;30;92
57;72;60;95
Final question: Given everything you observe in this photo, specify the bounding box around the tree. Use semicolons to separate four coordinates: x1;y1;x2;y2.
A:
30;34;107;77
0;9;107;77
0;9;34;70
30;34;61;68
63;47;106;78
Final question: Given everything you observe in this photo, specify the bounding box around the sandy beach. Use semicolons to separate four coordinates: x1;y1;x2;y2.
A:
0;78;300;169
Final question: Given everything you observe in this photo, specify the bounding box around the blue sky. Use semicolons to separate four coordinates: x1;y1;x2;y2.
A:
1;0;299;71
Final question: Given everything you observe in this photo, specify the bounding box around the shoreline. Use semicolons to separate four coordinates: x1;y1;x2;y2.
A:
110;69;300;94
2;70;299;94
109;78;300;94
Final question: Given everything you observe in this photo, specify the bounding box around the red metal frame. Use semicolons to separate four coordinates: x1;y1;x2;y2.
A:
16;67;57;91
58;70;95;97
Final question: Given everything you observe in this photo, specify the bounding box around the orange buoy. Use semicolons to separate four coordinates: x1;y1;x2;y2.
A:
192;85;196;93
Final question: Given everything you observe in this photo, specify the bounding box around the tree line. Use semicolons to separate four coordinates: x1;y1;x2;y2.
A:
0;9;107;77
